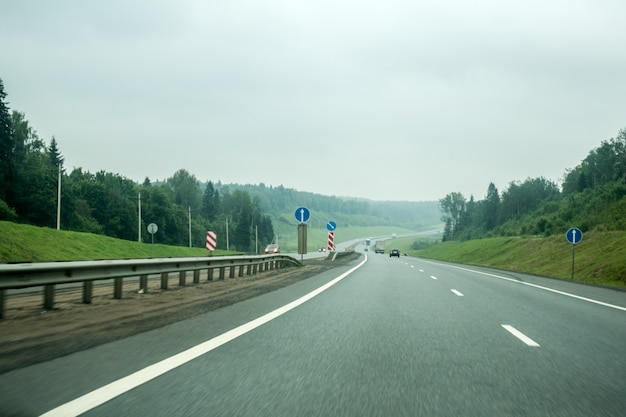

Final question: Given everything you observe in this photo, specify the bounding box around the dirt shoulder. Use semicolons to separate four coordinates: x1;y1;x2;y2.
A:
0;253;361;374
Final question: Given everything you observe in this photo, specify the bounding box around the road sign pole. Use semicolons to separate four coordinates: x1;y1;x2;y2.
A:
565;227;582;279
571;244;575;280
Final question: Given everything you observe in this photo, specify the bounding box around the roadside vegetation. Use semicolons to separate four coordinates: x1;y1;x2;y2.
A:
0;77;442;254
426;127;626;288
390;232;626;288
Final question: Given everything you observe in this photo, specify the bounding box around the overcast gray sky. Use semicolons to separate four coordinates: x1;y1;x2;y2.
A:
2;0;625;202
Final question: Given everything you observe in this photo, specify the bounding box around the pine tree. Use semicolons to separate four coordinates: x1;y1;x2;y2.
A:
0;79;13;201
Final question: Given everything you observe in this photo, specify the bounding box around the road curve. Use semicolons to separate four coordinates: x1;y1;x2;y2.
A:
1;249;625;416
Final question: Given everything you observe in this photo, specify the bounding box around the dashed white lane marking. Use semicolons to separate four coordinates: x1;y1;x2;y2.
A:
418;259;626;312
502;324;540;347
430;275;438;280
40;256;368;417
419;269;424;272
451;289;464;296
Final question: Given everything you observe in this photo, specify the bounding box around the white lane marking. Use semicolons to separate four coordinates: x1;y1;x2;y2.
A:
40;257;368;417
419;269;424;272
430;275;438;280
418;259;626;312
410;265;415;268
451;289;464;296
502;325;540;347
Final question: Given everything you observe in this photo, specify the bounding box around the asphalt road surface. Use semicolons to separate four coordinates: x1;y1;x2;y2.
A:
1;249;625;417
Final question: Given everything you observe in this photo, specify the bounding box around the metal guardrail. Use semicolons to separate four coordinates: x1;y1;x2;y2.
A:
0;254;301;319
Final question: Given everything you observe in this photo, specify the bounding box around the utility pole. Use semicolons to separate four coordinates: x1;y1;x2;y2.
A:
56;164;62;230
138;191;142;242
226;217;230;251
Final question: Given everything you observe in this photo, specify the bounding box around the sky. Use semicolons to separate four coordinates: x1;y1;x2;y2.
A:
2;0;625;202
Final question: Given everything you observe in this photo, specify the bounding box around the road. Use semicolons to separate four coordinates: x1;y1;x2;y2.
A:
1;248;625;416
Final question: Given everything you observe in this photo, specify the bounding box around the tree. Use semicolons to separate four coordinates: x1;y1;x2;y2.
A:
439;192;466;240
0;80;13;202
202;181;220;221
167;169;202;214
483;182;500;230
48;136;64;168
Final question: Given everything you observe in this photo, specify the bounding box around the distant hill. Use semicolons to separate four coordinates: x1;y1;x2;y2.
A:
212;182;442;246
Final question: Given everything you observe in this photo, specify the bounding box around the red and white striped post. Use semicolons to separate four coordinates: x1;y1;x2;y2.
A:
206;231;217;251
327;231;335;252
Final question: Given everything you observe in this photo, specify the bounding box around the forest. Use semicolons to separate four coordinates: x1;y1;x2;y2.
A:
2;76;624;251
439;127;626;241
0;78;440;251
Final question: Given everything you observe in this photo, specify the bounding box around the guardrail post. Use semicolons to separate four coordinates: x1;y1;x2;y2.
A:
139;274;148;292
43;284;54;310
269;260;275;271
161;272;169;289
0;289;5;319
219;267;225;280
229;266;235;278
179;271;186;286
238;265;244;277
246;263;252;276
207;268;213;281
83;281;93;304
193;270;200;284
252;263;258;275
114;278;123;299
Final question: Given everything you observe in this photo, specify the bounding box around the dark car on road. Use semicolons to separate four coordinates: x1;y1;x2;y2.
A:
389;249;400;257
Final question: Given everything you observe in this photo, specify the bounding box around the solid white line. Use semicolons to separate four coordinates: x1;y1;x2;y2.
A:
502;324;540;347
418;259;626;312
451;289;464;296
40;256;368;417
430;275;437;280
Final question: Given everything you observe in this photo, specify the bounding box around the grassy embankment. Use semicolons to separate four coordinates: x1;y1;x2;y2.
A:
0;221;225;262
390;230;626;288
0;221;413;263
3;221;624;288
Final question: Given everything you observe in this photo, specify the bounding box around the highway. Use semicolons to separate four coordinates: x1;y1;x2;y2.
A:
1;248;625;416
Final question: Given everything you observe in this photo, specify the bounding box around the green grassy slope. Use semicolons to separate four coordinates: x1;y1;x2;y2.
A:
0;221;413;263
390;231;626;288
0;221;224;262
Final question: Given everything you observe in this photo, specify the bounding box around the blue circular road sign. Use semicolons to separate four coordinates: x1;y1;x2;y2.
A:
295;207;310;223
327;221;337;231
566;227;583;244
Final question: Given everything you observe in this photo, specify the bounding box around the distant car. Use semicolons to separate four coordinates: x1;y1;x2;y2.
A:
264;244;280;254
318;247;326;252
389;249;400;257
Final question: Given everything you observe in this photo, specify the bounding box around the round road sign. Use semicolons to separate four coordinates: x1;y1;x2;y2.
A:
566;227;583;244
295;207;310;223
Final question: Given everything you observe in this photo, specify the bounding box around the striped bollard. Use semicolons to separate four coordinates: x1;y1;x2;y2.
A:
328;232;335;252
206;231;217;251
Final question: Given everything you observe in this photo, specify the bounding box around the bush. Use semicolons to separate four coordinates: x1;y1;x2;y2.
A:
0;200;17;222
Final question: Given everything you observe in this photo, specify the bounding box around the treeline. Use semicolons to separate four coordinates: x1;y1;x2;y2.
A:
440;128;626;241
0;79;274;251
218;183;441;231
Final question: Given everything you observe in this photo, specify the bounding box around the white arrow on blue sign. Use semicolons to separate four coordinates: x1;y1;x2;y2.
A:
295;207;310;223
327;221;337;231
566;227;583;244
